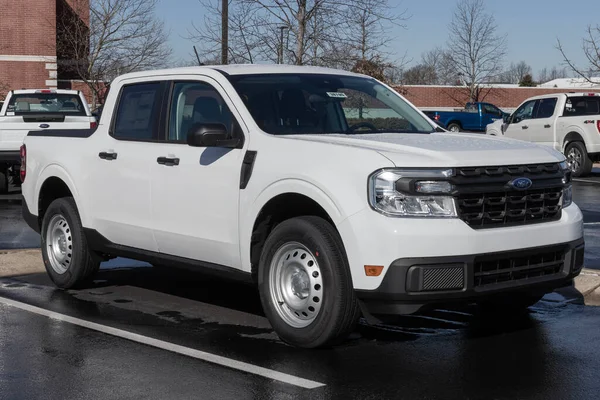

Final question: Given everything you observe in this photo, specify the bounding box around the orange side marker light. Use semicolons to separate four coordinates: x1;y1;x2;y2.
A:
364;265;384;277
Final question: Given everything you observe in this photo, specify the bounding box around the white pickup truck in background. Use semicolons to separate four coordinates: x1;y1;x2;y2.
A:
21;65;584;348
0;89;96;193
486;93;600;176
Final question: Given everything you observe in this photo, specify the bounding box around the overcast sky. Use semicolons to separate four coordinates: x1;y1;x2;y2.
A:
156;0;597;78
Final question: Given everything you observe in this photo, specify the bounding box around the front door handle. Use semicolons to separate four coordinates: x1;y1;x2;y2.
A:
544;124;551;128
157;156;180;166
521;125;529;129
98;151;118;160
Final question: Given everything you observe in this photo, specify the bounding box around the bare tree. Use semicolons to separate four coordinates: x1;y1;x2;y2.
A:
402;64;437;85
187;0;263;64
500;61;532;84
537;65;569;83
549;65;570;80
189;0;409;72
421;47;458;85
558;25;600;83
446;0;507;102
56;0;172;108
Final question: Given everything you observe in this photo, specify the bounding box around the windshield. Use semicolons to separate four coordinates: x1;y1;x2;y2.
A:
226;74;435;135
7;93;87;116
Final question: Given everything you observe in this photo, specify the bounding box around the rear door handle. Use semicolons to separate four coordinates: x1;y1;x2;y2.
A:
521;125;529;129
98;151;117;160
157;156;180;166
544;124;551;128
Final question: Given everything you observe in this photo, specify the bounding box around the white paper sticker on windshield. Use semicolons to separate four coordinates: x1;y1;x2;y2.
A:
6;112;14;116
326;92;347;99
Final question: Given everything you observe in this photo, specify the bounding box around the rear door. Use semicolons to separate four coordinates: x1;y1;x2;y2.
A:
526;97;558;147
86;81;166;251
503;100;536;141
0;91;93;153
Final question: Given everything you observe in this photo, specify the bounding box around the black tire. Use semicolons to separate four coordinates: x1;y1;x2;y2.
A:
478;293;544;314
258;216;359;348
565;142;593;177
41;197;100;289
447;122;461;132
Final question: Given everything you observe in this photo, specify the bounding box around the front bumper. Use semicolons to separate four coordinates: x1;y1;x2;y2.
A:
355;238;584;316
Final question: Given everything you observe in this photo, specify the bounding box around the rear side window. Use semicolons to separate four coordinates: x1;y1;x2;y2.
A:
564;96;600;116
113;83;161;141
534;98;557;119
7;93;86;116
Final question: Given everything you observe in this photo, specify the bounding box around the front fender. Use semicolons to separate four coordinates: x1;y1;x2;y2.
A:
239;179;351;272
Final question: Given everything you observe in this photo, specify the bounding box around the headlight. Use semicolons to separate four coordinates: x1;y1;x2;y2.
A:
559;160;572;208
368;169;458;217
562;184;572;208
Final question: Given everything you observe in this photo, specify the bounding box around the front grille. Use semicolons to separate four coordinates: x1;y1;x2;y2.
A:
474;246;565;288
452;163;566;229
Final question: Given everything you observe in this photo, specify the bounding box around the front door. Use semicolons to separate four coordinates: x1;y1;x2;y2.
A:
150;78;247;269
503;99;536;141
527;97;558;147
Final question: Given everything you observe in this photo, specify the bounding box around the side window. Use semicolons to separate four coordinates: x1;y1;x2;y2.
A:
534;98;557;119
168;82;236;142
512;100;535;123
564;97;600;116
113;83;161;140
483;104;501;116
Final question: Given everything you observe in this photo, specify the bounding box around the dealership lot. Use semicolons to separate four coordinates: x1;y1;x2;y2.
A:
1;173;600;399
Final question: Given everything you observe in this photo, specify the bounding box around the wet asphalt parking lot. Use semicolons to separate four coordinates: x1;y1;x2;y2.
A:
1;172;600;399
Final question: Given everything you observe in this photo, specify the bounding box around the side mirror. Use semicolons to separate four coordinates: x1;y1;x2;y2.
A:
187;123;240;148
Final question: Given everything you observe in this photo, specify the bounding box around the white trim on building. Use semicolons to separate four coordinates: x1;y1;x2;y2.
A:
0;55;57;62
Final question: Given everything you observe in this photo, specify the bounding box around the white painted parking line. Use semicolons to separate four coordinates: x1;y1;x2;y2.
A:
0;296;325;390
573;178;600;184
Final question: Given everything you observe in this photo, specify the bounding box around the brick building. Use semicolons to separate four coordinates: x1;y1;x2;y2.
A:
398;85;600;112
0;0;89;101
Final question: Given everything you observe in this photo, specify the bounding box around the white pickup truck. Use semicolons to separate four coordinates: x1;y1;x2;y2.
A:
486;92;600;177
0;89;96;193
21;65;584;348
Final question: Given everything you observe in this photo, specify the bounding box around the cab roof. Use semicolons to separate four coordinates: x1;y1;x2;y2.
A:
114;64;370;81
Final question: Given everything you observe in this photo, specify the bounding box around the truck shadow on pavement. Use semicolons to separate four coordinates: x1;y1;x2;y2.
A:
4;264;586;346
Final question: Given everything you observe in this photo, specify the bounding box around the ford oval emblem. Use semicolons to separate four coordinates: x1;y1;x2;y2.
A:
39;124;50;128
509;177;533;190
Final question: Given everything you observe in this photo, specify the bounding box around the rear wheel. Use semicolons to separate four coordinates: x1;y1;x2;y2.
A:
565;142;593;177
258;216;359;348
41;197;100;289
447;122;461;132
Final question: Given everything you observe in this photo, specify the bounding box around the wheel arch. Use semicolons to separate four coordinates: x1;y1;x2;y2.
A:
242;180;346;281
563;131;586;152
35;165;81;226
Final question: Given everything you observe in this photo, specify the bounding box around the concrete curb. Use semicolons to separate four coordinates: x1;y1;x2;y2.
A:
1;249;600;305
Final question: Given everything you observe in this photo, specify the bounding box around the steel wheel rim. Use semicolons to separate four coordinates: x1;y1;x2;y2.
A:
567;147;582;173
268;242;323;328
449;125;460;132
46;215;73;275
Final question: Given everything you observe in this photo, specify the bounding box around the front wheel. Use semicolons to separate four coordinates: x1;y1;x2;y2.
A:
258;216;359;348
41;197;100;289
565;142;593;177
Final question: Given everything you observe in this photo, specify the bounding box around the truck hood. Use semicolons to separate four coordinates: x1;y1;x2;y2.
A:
288;132;564;167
